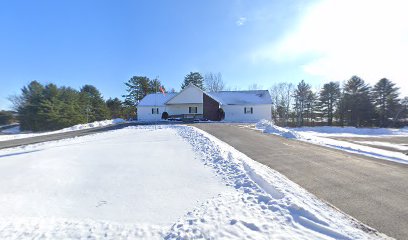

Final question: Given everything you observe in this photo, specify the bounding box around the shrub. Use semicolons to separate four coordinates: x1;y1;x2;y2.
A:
162;111;169;120
217;108;225;121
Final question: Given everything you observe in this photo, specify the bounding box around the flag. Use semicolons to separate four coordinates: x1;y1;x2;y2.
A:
159;86;166;96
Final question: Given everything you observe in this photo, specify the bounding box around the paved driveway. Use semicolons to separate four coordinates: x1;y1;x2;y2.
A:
195;124;408;240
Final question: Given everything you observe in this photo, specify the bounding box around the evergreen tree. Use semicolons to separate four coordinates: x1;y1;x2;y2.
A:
305;91;318;124
123;76;151;105
339;76;374;127
122;99;136;120
181;72;205;90
293;80;312;126
372;78;400;127
148;78;165;93
79;85;109;122
17;81;45;131
319;82;341;126
0;111;13;125
57;87;86;127
37;83;61;130
106;98;123;118
395;97;408;123
12;81;110;132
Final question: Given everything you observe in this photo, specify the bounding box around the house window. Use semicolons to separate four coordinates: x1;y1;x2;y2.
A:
244;107;253;114
189;107;198;114
152;108;159;114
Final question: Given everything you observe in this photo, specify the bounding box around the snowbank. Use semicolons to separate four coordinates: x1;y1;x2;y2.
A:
300;133;408;164
64;118;125;131
0;118;126;141
254;120;408;165
291;126;408;137
255;120;299;139
168;125;387;239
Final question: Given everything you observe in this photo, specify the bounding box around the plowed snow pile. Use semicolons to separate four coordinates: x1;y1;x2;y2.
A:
0;125;388;239
254;120;408;165
255;120;300;139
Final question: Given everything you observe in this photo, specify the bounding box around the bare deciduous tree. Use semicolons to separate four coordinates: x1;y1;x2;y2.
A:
270;83;294;126
205;72;225;92
248;83;263;90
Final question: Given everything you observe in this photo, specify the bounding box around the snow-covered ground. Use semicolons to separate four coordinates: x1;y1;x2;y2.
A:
0;125;387;239
0;118;126;142
254;120;408;165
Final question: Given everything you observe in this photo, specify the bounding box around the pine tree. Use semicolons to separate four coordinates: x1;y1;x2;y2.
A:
58;87;86;127
79;85;109;122
181;72;205;90
37;83;61;130
305;91;318;124
12;81;109;132
319;82;341;126
340;76;374;127
122;99;136;120
123;76;151;105
372;78;400;127
106;98;123;118
395;97;408;123
0;111;13;125
293;80;312;126
148;78;165;93
18;81;45;131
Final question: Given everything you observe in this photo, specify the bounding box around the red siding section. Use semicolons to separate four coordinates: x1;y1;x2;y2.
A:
203;93;220;121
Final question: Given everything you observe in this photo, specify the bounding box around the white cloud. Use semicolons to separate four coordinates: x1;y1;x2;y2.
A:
253;0;408;95
236;17;247;26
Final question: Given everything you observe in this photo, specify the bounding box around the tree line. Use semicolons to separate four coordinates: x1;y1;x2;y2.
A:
10;72;216;132
10;81;135;132
0;110;15;125
271;76;408;128
8;73;407;132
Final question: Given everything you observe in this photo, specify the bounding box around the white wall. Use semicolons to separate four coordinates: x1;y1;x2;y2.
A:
137;104;204;121
166;104;203;115
166;85;203;104
222;104;272;122
137;106;166;121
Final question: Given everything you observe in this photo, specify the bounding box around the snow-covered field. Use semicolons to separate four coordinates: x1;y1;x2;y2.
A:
254;120;408;165
0;125;387;239
0;119;126;142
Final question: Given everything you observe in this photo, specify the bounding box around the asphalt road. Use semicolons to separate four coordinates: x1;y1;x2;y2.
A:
195;124;408;240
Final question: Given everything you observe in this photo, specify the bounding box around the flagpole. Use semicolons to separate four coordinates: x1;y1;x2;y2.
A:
155;76;159;129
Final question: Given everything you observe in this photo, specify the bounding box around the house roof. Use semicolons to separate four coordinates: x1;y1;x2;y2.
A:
164;83;204;104
137;88;272;107
137;93;177;106
207;90;272;105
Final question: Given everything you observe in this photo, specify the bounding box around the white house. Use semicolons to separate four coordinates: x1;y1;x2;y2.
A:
137;84;272;122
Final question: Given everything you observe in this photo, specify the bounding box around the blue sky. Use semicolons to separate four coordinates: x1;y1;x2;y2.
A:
1;0;407;110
